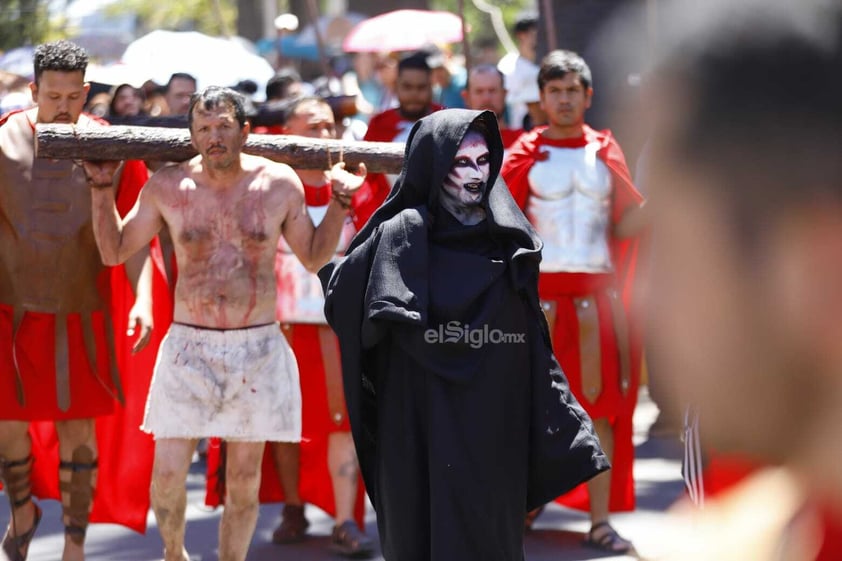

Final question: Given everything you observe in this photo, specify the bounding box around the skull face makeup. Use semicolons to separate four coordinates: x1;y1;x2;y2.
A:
439;130;491;225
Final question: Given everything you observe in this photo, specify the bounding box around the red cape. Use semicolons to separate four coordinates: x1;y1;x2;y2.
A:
500;127;523;150
501;125;644;512
360;106;443;206
24;158;171;533
203;179;387;527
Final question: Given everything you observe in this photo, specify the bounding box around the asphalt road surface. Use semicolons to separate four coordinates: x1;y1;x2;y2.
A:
2;388;685;560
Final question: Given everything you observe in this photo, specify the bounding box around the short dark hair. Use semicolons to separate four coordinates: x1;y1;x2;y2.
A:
266;68;302;101
465;64;505;91
647;0;842;245
187;86;248;130
538;50;592;91
108;83;144;115
166;72;197;91
398;52;431;75
33;40;88;84
513;13;538;35
282;95;331;125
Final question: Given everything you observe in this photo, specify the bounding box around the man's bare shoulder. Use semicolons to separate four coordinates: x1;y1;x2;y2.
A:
241;154;299;180
143;161;193;196
241;154;303;195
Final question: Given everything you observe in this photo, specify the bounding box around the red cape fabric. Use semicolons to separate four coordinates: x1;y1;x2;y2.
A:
203;179;387;527
501;125;644;512
360;106;444;208
500;127;523;150
25;159;170;533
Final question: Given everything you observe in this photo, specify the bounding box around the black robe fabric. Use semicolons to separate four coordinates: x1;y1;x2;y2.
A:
320;109;609;561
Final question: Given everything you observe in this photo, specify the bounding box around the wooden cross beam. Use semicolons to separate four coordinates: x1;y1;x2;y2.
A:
35;124;406;174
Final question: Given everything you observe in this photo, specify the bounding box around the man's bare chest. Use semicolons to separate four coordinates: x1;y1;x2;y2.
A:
160;188;280;259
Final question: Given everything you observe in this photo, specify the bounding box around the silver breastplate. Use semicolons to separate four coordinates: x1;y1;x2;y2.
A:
526;143;613;273
275;204;356;324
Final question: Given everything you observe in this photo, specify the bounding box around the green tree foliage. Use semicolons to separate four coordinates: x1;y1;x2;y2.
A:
0;0;50;51
430;0;534;59
106;0;237;37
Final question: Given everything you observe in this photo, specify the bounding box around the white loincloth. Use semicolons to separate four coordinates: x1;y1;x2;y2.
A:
141;323;301;442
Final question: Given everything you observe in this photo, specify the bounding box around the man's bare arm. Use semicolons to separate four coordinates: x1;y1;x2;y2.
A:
85;161;166;266
284;162;366;272
123;249;154;353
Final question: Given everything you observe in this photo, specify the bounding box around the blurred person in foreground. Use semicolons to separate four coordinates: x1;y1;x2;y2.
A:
635;0;842;558
319;108;608;560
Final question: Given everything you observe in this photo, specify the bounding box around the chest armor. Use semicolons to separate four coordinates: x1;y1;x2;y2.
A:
275;204;356;324
0;113;104;312
526;143;613;273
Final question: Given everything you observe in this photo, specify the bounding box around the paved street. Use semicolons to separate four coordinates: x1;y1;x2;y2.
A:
3;388;685;560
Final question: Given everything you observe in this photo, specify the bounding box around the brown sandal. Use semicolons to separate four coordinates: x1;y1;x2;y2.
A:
1;503;42;561
271;504;310;544
583;521;635;554
1;455;42;561
330;521;375;558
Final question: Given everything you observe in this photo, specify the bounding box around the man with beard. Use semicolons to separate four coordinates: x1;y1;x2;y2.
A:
360;52;443;201
0;39;159;561
84;86;366;561
320;108;608;560
501;49;645;554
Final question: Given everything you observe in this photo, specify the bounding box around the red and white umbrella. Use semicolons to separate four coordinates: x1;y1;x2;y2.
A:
342;9;464;53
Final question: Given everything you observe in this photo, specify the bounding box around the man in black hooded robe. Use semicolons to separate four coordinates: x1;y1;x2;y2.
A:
319;108;608;561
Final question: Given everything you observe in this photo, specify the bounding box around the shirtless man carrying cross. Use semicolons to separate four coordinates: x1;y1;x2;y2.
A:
83;86;365;561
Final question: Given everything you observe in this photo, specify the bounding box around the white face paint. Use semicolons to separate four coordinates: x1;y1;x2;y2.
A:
440;131;491;225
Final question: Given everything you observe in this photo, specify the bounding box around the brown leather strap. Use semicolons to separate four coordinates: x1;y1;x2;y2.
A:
102;311;125;405
607;288;633;396
0;455;33;508
80;314;98;379
318;325;346;427
540;300;558;345
55;313;70;412
575;296;602;404
58;448;97;546
11;306;25;406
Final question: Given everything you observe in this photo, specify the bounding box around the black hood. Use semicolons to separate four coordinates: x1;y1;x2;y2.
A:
346;109;543;273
